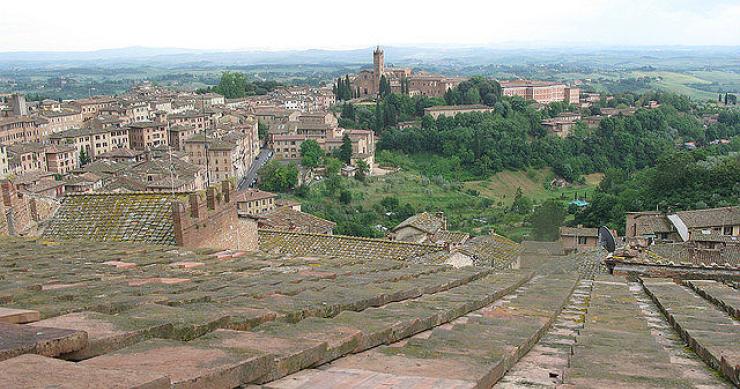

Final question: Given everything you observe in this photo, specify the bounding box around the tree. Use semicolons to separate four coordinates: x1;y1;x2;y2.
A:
258;161;299;192
379;75;391;97
257;121;268;144
339;190;353;204
510;187;533;214
300;139;323;169
325;157;342;176
78;147;91;166
530;200;566;241
339;133;353;164
374;99;384;133
354;160;370;182
213;71;247;99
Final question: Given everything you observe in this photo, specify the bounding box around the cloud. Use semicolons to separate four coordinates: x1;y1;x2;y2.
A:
0;0;738;51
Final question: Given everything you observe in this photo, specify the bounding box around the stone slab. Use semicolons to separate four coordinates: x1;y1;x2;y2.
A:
30;311;173;360
265;368;475;389
81;338;272;389
0;354;170;389
0;322;87;361
194;329;327;383
0;307;40;324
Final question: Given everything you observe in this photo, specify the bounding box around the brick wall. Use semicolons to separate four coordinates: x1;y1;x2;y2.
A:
1;180;60;236
172;180;258;251
1;181;30;235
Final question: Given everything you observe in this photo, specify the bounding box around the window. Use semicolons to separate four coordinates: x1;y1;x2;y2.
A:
577;236;588;245
725;226;734;236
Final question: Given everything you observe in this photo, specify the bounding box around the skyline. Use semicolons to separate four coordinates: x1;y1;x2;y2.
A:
1;0;739;52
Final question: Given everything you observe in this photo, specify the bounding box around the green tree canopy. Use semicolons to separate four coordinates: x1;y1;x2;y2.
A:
530;199;566;241
300;139;323;169
258;161;299;193
339;133;353;164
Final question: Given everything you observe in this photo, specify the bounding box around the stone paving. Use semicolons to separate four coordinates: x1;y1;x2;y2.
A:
643;278;740;386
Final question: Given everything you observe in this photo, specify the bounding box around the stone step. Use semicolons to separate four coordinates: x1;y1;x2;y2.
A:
0;322;87;361
80;338;272;389
28;311;174;360
274;275;579;388
0;354;170;389
193;329;327;384
684;279;740;319
642;278;740;386
262;367;475;389
0;307;40;324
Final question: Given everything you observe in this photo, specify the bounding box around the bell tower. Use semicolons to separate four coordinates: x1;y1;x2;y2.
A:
373;46;384;93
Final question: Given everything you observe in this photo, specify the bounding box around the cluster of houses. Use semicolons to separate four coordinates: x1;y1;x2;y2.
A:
257;109;376;169
0;85;260;196
559;206;740;258
0;79;379;199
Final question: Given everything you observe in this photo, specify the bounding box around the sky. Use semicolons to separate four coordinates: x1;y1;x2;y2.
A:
1;0;739;52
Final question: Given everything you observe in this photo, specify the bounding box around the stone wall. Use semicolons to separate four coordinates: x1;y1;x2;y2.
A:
1;181;30;235
172;181;258;251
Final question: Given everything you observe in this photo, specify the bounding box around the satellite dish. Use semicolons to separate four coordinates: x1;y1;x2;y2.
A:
598;226;616;253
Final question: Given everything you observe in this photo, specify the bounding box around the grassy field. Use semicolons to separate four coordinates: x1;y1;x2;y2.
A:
629;70;732;101
463;169;603;206
294;167;604;241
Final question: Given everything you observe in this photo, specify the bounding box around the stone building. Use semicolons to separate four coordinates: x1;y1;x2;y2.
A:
625;206;740;244
43;144;76;174
127;121;167;150
236;189;277;216
0;144;8;178
0;116;48;145
559;226;600;253
423;104;494;119
500;80;580;105
49;127;130;158
72;96;117;120
351;47;463;98
184;134;241;184
389;212;468;247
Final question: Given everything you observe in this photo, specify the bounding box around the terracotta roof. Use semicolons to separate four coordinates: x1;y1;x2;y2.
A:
560;226;599;237
255;207;335;233
42;193;187;245
393;212;445;235
240;189;277;202
674;206;740;228
258;229;443;261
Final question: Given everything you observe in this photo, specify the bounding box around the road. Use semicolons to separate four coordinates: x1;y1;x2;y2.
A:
239;147;272;191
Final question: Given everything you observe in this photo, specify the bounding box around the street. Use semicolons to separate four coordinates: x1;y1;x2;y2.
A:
238;147;272;190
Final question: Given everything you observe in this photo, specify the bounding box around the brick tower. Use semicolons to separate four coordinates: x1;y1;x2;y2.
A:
373;46;384;94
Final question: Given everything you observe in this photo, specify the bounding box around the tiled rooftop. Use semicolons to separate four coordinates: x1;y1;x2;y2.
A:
258;229;444;261
0;236;737;387
42;193;187;245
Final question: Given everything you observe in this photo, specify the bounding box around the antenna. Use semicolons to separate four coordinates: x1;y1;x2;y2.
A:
598;226;616;253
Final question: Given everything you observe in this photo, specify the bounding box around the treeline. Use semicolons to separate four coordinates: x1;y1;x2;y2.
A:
339;94;446;131
443;76;502;106
574;150;740;233
379;92;740;180
196;71;283;98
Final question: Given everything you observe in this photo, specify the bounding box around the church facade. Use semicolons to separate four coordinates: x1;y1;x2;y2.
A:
351;47;463;98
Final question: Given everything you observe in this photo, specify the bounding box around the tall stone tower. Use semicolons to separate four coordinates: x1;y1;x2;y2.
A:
373;46;384;94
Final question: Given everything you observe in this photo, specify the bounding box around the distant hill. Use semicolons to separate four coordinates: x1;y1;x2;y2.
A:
1;45;739;70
